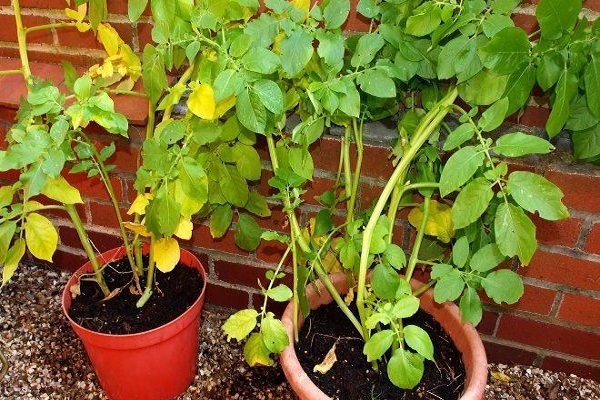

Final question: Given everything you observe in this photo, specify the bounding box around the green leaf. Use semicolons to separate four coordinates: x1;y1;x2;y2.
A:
151;191;181;237
0;221;16;264
372;264;403;299
459;286;482;325
223;309;258;341
494;202;537;265
439;146;485;197
572;125;600;161
142;45;168;104
504;63;536;115
566;96;599;131
507;171;569;221
316;29;345;72
357;69;396;98
241;48;280;74
452;236;470;268
403;325;433;361
213;69;243;103
494;132;554;157
237;88;267;134
482;14;514;37
234;143;262;181
481;269;524;304
88;0;107;30
584;54;600;117
24;213;58;262
42;176;83;205
289;147;314;181
405;3;441;37
313;209;334;236
479;27;530;75
536;0;582;39
452;178;493;229
437;36;477;79
387;349;424;390
245;192;271;218
470;243;506;272
323;0;350;29
384;243;406;270
443;123;475;151
244;332;274;366
431;263;453;280
363;330;394;362
61;61;78;93
537;52;564;91
280;29;314;78
128;0;148;21
391;295;420;319
478;98;509;132
266;284;293;302
546;70;578;138
459;70;508;105
178;157;208;203
434;269;464;303
235;213;262;251
351;33;385;68
357;0;379;18
210;204;233;238
253;80;283;115
2;238;25;286
260;314;289;353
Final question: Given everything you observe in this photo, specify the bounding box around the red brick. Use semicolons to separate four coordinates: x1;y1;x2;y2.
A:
19;0;66;7
251;291;288;316
584;0;600;12
343;0;371;32
213;259;267;289
477;310;499;335
531;215;583;248
205;281;251;309
508;284;557;315
496;314;600;359
543;169;600;213
255;239;289;264
585;223;600;256
89;201;129;230
67;174;123;202
104;140;140;174
483;340;538;366
137;23;154;49
0;61;65;109
59;225;123;253
0;15;53;44
48;247;89;271
512;14;539;35
523;250;600;291
191;225;248;256
112;93;149;126
506;106;550;128
557;293;600;328
304;176;342;207
541;356;600;381
256;206;288;233
310;137;342;173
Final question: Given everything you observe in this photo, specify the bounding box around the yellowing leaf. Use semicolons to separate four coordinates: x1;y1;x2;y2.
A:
24;201;45;213
272;31;286;53
290;0;310;20
65;3;86;23
76;22;90;32
408;200;455;243
313;343;337;374
153;237;180;273
2;238;25;286
244;333;274;367
215;96;236;118
124;222;151;237
97;23;120;57
24;213;58;262
187;83;216;120
491;371;511;382
127;193;152;215
174;218;193;240
42;176;83;205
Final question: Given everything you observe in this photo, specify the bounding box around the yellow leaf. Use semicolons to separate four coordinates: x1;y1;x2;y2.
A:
187;83;216;120
65;3;86;23
173;180;204;218
408;200;455;243
174;218;193;240
244;333;274;367
214;96;236;119
42;176;83;205
153;237;180;273
116;77;135;91
75;22;90;32
124;222;151;237
272;31;286;53
24;213;58;262
97;23;120;57
290;0;309;19
491;371;511;382
313;343;337;374
127;193;152;215
23;201;45;213
2;238;25;286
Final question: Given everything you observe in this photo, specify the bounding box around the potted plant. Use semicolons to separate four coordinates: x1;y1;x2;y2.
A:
217;0;597;398
0;1;218;399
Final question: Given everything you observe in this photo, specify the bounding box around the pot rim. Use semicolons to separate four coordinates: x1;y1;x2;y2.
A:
61;245;207;340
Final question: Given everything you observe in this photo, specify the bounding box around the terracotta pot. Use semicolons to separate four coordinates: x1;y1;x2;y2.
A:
62;246;207;400
280;273;488;400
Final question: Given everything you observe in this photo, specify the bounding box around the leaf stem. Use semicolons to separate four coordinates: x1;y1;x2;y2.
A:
136;236;155;308
405;196;431;282
25;22;77;34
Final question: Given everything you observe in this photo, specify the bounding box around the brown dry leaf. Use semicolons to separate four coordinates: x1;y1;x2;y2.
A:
344;286;355;306
129;284;141;295
101;288;120;302
69;282;80;299
491;371;512;382
313;343;337;374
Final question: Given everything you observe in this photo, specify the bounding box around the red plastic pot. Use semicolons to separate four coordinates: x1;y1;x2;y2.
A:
62;246;207;400
280;273;488;400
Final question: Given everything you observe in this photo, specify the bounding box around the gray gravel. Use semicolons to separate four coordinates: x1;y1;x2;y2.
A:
1;264;598;399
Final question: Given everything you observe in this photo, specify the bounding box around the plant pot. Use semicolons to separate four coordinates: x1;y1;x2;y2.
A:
280;273;488;400
62;246;207;400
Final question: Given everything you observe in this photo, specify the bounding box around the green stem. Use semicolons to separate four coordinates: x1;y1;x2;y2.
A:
405;196;431;282
386;173;407;244
348;119;363;226
0;69;22;76
108;89;147;98
162;63;195;123
12;0;31;81
65;204;110;296
25;22;76;34
342;126;353;223
136;236;156;308
412;280;435;297
266;132;363;338
260;247;292;319
356;88;458;339
291;231;299;342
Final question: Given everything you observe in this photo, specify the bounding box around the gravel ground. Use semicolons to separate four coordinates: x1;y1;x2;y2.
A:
1;264;599;400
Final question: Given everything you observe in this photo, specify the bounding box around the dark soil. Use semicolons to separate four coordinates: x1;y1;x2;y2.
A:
297;302;465;400
68;256;203;334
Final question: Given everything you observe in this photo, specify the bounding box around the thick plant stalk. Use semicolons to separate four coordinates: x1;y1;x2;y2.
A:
405;195;431;282
356;88;459;339
136;236;156;308
11;0;31;81
65;204;110;296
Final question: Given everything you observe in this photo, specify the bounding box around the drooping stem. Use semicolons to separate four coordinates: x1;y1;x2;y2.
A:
342;126;353;223
404;195;431;282
356;88;458;339
136;236;156;308
11;0;31;81
348;118;364;226
64;204;110;296
266;132;363;337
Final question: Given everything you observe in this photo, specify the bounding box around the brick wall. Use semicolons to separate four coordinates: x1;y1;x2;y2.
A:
0;0;599;382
